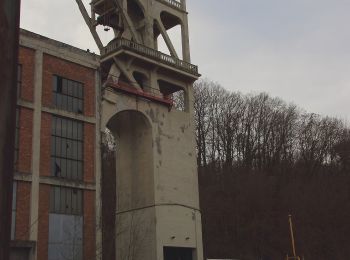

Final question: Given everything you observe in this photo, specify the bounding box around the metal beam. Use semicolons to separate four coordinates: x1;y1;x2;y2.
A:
75;0;104;50
155;19;179;59
112;57;141;90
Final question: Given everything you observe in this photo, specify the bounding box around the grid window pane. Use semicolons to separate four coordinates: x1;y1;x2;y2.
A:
51;116;83;181
53;75;84;114
49;186;83;215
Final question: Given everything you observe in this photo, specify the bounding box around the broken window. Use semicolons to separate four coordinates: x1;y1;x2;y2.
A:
53;75;84;114
48;186;83;260
49;186;83;215
51;116;84;181
11;181;17;240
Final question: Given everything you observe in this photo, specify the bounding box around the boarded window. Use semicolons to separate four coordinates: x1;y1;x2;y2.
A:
53;75;84;114
51;116;84;181
48;214;83;260
48;186;83;260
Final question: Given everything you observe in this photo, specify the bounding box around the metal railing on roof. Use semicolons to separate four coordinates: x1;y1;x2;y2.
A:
157;0;184;10
101;38;199;76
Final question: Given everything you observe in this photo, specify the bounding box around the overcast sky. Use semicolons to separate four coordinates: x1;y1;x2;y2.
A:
20;0;350;122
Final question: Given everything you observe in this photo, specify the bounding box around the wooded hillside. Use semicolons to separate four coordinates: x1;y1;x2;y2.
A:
195;79;350;260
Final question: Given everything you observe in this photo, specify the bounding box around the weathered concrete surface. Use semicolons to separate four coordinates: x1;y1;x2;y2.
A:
101;86;203;260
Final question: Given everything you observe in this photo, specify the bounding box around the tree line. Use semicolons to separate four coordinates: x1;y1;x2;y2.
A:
194;79;350;173
195;79;350;260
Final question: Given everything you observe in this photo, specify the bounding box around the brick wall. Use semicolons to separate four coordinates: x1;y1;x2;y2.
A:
15;181;31;241
18;47;35;102
42;54;96;117
17;108;33;174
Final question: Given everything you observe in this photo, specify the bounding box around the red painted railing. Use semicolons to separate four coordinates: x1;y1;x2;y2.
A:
104;79;174;107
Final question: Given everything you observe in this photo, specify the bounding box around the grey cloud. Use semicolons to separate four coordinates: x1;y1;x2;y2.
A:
20;0;350;121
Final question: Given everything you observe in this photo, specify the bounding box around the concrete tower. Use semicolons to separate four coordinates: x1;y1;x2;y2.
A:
76;0;202;259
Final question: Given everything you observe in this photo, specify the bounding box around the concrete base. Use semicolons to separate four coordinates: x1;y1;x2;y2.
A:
101;88;203;260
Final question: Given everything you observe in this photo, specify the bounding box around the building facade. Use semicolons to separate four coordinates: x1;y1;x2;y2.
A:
11;29;101;260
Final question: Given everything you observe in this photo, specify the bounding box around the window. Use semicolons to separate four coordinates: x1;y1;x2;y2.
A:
51;116;84;181
49;186;83;215
48;186;83;260
17;64;22;99
53;75;84;114
14;109;20;167
11;181;17;240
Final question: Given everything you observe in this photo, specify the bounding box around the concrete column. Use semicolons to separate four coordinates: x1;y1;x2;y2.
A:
181;0;187;10
150;69;159;91
144;18;155;48
95;70;103;260
29;50;43;260
181;15;191;62
194;211;204;260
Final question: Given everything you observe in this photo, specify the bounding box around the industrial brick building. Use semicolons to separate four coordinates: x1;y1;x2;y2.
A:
11;29;101;260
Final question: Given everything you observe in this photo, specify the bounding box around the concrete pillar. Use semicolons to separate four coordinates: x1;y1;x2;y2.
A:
181;16;191;62
29;50;43;260
95;70;103;260
144;18;155;48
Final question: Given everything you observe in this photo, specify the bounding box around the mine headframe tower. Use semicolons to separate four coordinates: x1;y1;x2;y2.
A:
76;0;203;260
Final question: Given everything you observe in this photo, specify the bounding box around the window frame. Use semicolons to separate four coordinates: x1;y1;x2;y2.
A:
51;116;84;181
52;75;84;114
